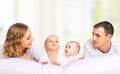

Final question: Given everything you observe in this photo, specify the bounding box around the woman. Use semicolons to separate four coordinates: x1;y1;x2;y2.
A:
3;23;34;61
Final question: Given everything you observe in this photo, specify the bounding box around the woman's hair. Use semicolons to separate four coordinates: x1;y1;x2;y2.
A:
3;23;29;58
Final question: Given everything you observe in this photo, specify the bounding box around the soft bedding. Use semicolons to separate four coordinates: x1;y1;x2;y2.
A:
62;54;120;74
42;64;63;74
0;54;120;74
0;58;44;74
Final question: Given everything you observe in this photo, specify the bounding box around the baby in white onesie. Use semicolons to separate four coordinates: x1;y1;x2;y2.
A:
61;41;84;65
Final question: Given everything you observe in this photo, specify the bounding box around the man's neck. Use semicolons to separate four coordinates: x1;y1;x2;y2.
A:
98;41;111;53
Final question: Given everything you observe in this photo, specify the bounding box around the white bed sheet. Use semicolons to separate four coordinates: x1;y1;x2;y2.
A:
0;58;44;74
62;54;120;74
42;64;63;74
0;54;120;74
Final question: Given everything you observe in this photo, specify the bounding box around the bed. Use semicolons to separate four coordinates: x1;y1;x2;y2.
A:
0;54;120;74
62;54;120;74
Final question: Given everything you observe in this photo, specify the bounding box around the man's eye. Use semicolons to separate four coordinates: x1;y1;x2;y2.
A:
96;35;101;37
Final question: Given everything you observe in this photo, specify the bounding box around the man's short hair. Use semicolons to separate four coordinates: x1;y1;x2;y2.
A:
94;21;114;36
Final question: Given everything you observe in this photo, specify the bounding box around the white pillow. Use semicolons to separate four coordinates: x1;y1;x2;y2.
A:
0;58;44;74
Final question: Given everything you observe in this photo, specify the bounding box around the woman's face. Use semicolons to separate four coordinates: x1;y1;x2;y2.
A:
21;28;34;49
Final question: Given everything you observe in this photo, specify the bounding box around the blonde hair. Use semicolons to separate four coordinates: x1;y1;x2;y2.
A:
44;35;58;46
3;23;29;58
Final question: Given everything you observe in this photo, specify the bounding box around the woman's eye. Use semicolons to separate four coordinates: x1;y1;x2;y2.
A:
27;37;30;40
56;41;58;43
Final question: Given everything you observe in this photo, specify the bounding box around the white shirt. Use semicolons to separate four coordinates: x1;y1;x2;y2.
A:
0;45;3;59
27;42;44;62
39;50;63;64
61;53;84;65
84;39;120;58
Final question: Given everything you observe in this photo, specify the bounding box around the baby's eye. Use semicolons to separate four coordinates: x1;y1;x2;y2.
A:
49;41;53;42
68;46;71;48
65;46;67;48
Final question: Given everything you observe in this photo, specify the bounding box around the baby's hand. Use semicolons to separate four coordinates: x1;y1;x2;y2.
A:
79;56;85;60
41;62;49;64
52;62;61;66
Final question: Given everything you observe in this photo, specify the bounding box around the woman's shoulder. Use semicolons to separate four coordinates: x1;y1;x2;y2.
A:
0;44;4;59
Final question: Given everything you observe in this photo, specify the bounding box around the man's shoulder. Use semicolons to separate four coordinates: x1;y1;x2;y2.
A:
111;40;120;46
111;40;120;49
84;39;97;51
84;39;93;47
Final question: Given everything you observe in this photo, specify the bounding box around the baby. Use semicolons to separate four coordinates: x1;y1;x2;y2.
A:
62;41;84;65
40;35;61;66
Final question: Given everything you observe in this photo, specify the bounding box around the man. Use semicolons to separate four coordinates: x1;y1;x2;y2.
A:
84;21;120;58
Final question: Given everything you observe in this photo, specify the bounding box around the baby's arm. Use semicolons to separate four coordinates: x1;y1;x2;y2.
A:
51;62;61;66
41;61;49;64
79;56;85;60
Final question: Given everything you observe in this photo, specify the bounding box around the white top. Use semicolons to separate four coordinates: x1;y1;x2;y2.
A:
61;53;84;65
27;42;44;62
0;45;3;59
84;39;120;58
39;50;64;65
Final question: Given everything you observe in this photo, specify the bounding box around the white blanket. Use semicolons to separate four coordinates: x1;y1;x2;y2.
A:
42;64;63;74
0;58;44;74
0;54;120;74
62;54;120;74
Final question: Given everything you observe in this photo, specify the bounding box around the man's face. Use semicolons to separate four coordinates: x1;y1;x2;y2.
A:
92;27;111;48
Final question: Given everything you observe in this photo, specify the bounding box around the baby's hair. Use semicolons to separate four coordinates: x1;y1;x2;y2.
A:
69;41;80;52
44;35;58;45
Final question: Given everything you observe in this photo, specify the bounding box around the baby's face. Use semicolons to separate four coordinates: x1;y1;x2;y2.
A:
45;35;60;51
65;42;79;57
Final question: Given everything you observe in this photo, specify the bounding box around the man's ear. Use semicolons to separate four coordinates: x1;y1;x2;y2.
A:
108;34;112;39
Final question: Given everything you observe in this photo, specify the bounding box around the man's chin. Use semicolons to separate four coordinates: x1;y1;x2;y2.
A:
93;44;99;48
26;46;32;49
